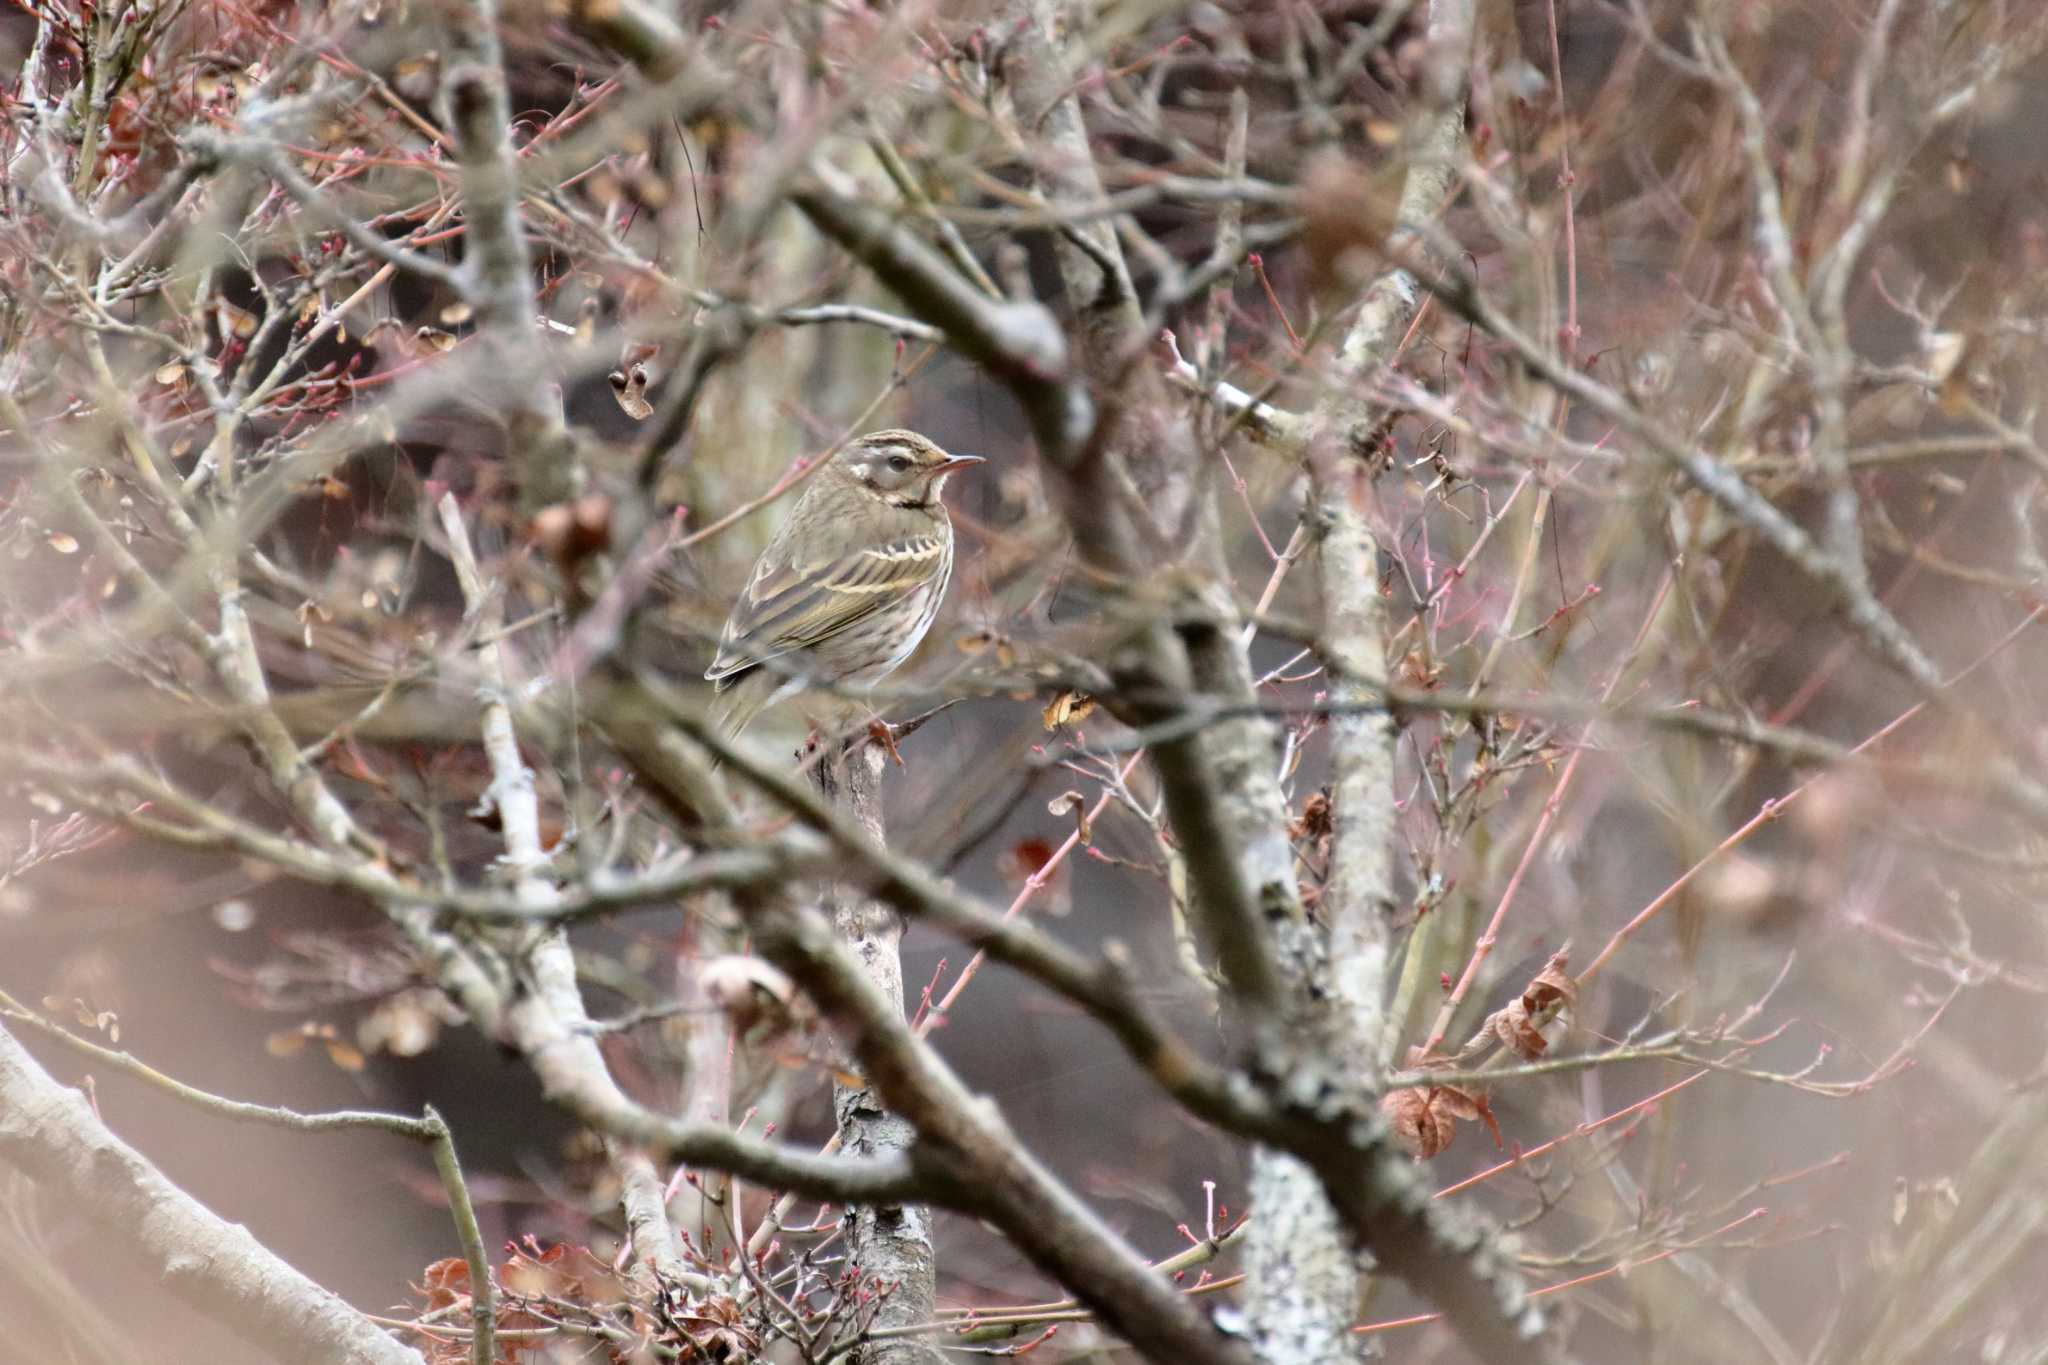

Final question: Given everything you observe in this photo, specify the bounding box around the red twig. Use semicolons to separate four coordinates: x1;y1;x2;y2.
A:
1580;602;2048;986
1424;569;1674;1052
1248;254;1302;352
1355;1206;1767;1336
915;752;1143;1038
1433;1070;1709;1200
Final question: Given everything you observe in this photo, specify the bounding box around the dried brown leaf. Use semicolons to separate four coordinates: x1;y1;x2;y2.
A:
1041;689;1095;731
1381;1086;1456;1159
1492;949;1577;1059
1429;1083;1483;1122
265;1028;309;1057
409;325;458;356
607;363;653;420
217;298;258;338
414;1256;470;1312
1288;789;1333;843
1492;1000;1549;1059
1047;790;1092;843
1521;951;1577;1017
322;1037;367;1072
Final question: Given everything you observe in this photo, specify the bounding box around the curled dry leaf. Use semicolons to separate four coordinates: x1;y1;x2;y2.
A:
1492;1005;1547;1060
1041;689;1095;730
485;1242;631;1361
1047;790;1092;843
1386;1043;1508;1157
673;1292;762;1361
215;297;257;339
413;1256;470;1313
1381;1086;1457;1159
405;325;458;356
1522;951;1576;1015
608;363;653;420
1288;789;1333;843
1491;949;1577;1060
1383;1075;1501;1158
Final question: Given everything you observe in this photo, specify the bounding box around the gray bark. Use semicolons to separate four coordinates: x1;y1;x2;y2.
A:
795;4;1547;1354
814;741;941;1365
1248;0;1525;1359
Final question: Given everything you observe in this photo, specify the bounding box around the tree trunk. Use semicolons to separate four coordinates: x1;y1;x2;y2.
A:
813;740;941;1365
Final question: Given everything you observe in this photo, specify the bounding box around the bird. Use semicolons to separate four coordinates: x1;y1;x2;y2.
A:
704;429;984;742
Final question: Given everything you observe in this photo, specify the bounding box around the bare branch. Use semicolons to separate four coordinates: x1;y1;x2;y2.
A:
0;1021;426;1365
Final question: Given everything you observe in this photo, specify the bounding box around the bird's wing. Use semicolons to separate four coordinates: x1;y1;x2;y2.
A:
704;534;947;684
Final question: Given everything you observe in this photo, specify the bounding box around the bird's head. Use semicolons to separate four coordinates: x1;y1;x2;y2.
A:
838;430;985;507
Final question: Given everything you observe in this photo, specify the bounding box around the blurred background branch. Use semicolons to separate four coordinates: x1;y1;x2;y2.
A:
5;0;2048;1362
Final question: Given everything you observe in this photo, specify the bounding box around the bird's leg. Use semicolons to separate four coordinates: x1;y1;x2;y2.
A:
865;715;905;767
853;699;961;768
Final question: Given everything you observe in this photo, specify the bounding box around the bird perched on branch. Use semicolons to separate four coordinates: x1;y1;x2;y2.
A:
704;429;984;740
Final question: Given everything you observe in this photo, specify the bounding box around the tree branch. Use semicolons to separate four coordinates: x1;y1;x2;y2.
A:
438;0;576;508
589;677;1254;1365
0;1020;426;1365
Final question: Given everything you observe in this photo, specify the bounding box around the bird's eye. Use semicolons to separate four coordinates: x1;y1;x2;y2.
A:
887;454;913;472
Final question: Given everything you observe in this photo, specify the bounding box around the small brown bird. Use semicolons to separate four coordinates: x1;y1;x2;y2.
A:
705;430;984;739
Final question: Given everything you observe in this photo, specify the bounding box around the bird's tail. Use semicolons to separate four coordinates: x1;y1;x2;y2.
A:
707;672;779;770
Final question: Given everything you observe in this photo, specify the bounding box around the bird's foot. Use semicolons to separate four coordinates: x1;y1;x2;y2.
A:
866;716;905;767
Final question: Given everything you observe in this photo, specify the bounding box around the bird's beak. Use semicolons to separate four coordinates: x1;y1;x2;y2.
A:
932;454;986;476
